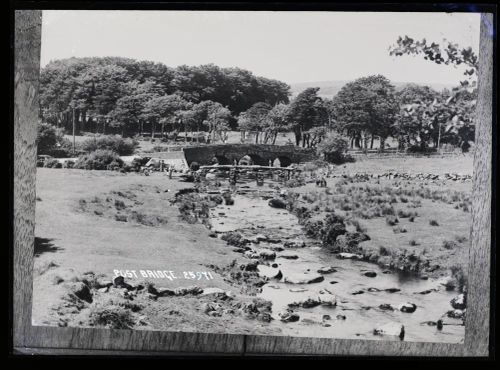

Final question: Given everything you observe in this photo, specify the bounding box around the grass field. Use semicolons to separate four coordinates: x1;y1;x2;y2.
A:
33;154;472;332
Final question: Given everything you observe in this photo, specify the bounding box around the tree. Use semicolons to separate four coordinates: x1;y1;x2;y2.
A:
142;94;188;139
287;88;329;147
396;84;439;150
237;102;272;143
332;75;399;151
263;103;291;144
390;38;479;152
389;36;478;87
204;103;232;143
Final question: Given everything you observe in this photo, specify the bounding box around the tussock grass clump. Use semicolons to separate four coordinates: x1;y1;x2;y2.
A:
379;246;390;256
393;226;407;234
89;303;135;329
409;239;419;246
442;240;458;250
450;264;468;293
385;216;399;226
397;209;418;219
348;219;367;233
221;232;247;248
129;211;168;226
429;219;440;226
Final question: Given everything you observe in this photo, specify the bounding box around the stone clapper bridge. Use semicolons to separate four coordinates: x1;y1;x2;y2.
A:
140;144;316;173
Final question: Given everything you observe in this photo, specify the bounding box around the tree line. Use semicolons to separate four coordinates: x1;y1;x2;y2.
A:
39;57;290;140
39;36;477;152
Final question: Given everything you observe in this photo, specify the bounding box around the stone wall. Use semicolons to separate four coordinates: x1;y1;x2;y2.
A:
182;144;316;166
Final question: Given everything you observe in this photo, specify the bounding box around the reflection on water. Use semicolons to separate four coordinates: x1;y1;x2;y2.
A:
206;176;464;343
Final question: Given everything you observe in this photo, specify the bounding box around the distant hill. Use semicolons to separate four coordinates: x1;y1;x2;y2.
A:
289;80;456;99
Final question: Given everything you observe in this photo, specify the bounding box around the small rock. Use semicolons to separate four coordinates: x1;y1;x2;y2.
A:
284;273;324;284
319;294;337;307
317;266;337;274
399;302;417;313
257;265;282;280
450;294;466;310
322;314;331;321
258;249;277;260
367;287;381;292
379;304;395;311
279;311;300;323
384;288;401;293
337;253;362;260
351;290;365;295
363;271;377;278
279;253;299;260
268;198;287;209
373;323;405;340
446;309;466;320
336;314;347;320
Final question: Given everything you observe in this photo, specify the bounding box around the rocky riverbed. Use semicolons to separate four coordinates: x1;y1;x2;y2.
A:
201;177;465;343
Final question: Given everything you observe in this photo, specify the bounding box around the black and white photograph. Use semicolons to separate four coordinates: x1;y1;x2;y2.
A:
30;9;484;345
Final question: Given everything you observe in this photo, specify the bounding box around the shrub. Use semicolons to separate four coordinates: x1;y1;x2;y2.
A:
63;160;75;169
409;239;419;246
321;213;347;245
37;122;65;155
429;219;440;226
81;135;138;155
44;158;62;168
316;132;352;164
74;150;124;170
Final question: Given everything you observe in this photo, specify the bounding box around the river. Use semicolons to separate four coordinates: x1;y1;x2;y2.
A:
205;174;464;343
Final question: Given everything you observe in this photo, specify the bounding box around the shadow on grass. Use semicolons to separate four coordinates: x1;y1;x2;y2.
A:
34;237;63;257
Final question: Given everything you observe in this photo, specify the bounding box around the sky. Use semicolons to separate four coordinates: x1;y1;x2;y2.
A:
40;10;480;85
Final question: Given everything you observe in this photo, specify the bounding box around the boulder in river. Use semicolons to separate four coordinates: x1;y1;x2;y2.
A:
373;323;405;340
363;271;377;278
379;303;395;311
279;311;300;323
398;302;417;313
337;253;363;260
450;293;466;310
446;309;466;320
258;249;277;260
257;265;283;280
284;273;325;284
283;239;306;248
317;266;337;274
268;198;287;209
279;253;299;260
319;294;337;307
384;288;401;293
